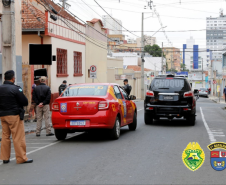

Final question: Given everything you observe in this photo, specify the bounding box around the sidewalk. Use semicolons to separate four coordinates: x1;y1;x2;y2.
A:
208;95;226;104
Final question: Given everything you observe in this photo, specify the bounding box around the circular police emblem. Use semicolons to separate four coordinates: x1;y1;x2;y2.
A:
60;103;67;112
19;88;22;92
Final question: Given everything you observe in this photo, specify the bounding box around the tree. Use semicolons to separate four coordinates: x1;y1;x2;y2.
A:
144;44;163;57
181;63;189;72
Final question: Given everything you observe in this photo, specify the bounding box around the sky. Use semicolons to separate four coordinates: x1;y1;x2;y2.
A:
54;0;226;50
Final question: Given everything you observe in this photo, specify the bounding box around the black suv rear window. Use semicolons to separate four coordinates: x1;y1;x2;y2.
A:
150;78;190;91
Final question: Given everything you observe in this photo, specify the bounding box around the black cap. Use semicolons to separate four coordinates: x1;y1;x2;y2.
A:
63;80;67;83
123;79;128;82
5;70;15;76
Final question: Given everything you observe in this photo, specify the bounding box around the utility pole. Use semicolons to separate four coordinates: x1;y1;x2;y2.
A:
202;58;203;87
141;0;152;100
161;42;163;74
141;12;145;100
61;0;71;9
171;50;173;73
63;0;66;8
2;0;16;83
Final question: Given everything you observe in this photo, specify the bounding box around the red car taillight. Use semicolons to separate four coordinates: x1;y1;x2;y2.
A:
99;101;109;110
146;90;154;97
52;102;59;111
184;91;193;98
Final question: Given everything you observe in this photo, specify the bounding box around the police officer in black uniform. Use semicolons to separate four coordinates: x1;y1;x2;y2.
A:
58;80;67;96
123;79;132;96
0;70;33;164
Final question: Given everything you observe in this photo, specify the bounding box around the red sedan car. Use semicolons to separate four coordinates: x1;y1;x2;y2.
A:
52;83;137;140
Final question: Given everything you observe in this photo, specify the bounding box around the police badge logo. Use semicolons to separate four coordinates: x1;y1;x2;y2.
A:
207;142;226;171
60;103;67;113
182;142;205;171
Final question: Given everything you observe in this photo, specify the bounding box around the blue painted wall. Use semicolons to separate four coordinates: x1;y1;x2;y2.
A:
183;44;186;64
193;45;199;69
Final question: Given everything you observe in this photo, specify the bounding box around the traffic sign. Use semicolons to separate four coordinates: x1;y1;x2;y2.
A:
90;65;97;79
213;80;217;84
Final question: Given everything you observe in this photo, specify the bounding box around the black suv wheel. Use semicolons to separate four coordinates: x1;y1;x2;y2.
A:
145;112;153;125
186;114;196;126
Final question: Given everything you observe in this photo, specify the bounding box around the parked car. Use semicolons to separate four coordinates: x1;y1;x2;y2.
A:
144;74;196;126
52;83;137;140
198;88;209;98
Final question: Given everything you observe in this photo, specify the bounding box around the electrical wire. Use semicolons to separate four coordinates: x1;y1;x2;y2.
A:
40;0;111;48
54;0;139;49
94;0;140;38
78;0;120;36
108;29;207;32
36;0;108;50
27;0;226;54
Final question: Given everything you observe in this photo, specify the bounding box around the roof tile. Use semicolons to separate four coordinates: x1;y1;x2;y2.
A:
22;0;84;30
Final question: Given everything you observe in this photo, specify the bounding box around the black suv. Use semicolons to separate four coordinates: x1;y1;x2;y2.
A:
144;74;196;126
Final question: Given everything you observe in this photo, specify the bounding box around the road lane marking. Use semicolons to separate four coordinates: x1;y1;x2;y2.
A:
0;133;81;165
25;139;56;140
26;143;51;144
11;147;41;149
137;109;144;112
200;107;216;143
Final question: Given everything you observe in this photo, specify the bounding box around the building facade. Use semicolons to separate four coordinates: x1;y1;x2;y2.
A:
102;15;122;35
183;37;210;71
163;47;181;72
206;10;226;65
127;37;136;44
22;0;86;110
136;36;156;48
85;18;108;83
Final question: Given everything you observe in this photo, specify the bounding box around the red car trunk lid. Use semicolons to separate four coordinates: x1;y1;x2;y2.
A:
56;97;105;115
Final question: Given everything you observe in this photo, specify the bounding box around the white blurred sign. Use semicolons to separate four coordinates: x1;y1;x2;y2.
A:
120;75;126;80
188;73;204;80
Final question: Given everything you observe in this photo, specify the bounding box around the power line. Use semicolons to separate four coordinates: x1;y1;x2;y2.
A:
71;0;120;33
108;29;207;32
94;0;140;38
153;3;172;47
37;0;108;50
55;0;140;50
156;0;225;8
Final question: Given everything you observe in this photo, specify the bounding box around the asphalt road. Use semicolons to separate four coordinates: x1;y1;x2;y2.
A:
0;98;226;184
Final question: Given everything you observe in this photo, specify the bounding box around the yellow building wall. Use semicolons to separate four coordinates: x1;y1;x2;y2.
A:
85;22;107;83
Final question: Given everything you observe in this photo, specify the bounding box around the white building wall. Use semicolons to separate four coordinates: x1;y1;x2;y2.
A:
51;37;85;93
137;36;156;47
144;57;162;71
102;15;122;35
184;37;209;71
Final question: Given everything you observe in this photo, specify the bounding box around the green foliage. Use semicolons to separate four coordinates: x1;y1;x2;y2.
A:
144;44;163;57
181;63;189;72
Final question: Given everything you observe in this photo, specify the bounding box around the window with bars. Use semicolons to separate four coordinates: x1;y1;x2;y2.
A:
57;48;68;76
74;51;82;76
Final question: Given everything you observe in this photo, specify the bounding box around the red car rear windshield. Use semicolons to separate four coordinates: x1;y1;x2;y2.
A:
62;85;108;97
